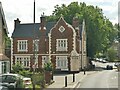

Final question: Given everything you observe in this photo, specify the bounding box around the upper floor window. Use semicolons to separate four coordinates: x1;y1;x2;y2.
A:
33;39;39;52
56;39;68;51
17;40;28;52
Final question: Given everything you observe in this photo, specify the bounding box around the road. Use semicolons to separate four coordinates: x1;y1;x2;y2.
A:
77;62;119;88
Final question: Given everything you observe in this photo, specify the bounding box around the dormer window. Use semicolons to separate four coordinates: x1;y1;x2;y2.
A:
59;26;65;33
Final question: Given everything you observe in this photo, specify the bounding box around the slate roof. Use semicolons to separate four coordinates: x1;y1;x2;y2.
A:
12;18;85;39
12;22;56;38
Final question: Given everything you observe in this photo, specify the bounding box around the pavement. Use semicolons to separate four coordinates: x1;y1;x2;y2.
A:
47;70;96;88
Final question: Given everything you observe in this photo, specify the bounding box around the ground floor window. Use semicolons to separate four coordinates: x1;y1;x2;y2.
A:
1;61;10;74
56;56;68;69
15;56;30;68
42;56;49;68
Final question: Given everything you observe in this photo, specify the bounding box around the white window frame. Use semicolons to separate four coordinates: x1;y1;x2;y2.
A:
42;56;49;68
56;56;68;69
33;39;39;52
17;40;28;52
15;56;30;68
59;26;65;33
56;39;68;51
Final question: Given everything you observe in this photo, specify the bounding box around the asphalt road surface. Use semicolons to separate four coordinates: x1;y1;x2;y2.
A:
78;69;119;89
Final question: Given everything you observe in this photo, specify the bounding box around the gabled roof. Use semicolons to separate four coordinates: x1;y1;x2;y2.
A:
12;22;56;38
12;16;86;39
0;2;8;35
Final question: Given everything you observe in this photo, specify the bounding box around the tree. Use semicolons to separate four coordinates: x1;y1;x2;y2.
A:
47;2;115;58
107;48;117;62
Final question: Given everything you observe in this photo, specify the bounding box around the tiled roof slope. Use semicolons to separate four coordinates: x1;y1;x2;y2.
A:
12;22;56;38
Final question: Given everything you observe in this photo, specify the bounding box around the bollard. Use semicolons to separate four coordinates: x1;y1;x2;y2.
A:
65;76;67;87
51;72;53;80
73;73;75;82
84;67;86;75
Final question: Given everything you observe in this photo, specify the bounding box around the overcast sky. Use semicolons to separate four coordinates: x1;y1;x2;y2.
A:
0;0;119;37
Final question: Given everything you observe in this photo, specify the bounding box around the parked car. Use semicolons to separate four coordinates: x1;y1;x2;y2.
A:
0;73;31;89
0;85;9;90
23;77;32;89
106;65;113;70
102;60;107;63
114;63;120;67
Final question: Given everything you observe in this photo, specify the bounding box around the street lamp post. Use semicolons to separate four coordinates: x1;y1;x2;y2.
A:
32;0;36;90
118;24;120;61
81;36;83;70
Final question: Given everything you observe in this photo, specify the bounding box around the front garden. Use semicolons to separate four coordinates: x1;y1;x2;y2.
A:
11;61;53;89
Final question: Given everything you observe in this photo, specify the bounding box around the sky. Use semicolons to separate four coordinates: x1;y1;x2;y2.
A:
0;0;119;37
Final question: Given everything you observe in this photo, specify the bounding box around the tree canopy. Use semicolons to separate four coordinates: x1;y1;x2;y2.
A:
47;2;117;58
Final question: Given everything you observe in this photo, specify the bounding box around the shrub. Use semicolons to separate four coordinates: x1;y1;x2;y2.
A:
44;62;53;71
12;62;24;73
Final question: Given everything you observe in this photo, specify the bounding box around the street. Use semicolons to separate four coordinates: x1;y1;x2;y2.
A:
77;61;119;88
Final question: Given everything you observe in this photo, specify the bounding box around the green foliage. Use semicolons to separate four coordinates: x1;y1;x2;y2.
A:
107;48;117;62
31;73;45;88
12;62;24;73
5;37;11;49
19;70;32;78
47;2;116;58
44;62;53;71
12;63;32;78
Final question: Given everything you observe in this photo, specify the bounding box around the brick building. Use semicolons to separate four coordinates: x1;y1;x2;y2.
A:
11;15;87;72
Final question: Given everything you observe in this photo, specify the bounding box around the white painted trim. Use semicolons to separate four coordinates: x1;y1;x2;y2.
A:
33;39;39;52
42;56;46;68
17;40;28;52
59;26;65;33
73;33;76;50
42;56;49;68
13;53;71;56
15;56;31;68
13;54;33;56
39;54;70;56
56;56;68;69
56;39;68;51
49;16;77;58
48;33;51;60
49;16;76;37
11;38;13;70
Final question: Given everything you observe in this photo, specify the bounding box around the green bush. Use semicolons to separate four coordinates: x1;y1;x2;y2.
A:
12;62;24;73
19;70;32;78
107;48;117;61
31;73;45;88
44;62;53;71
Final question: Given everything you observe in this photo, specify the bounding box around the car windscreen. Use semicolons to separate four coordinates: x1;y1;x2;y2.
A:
0;75;17;83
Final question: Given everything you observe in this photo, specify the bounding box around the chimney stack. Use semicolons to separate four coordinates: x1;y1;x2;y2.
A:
40;12;46;30
14;18;20;28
